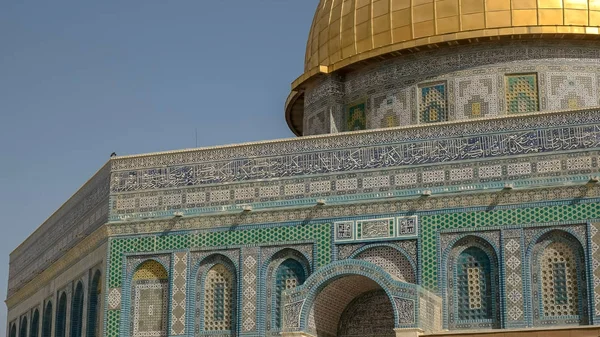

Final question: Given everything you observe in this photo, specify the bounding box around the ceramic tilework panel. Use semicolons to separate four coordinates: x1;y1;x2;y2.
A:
443;235;500;330
337;290;395;337
304;75;344;107
131;261;169;337
110;131;600;221
456;248;492;320
337;241;417;266
264;247;311;334
111;108;600;195
102;191;594;334
336;216;416;243
354;246;415;283
346;101;367;131
454;74;500;119
502;229;526;327
275;260;306;329
419;83;447;124
108;288;121;310
106;310;120;337
368;91;413;129
530;231;588;326
204;264;234;331
131;281;168;337
304;76;344;136
546;72;597;111
305;107;329;136
241;248;258;332
117;107;600;178
356;218;394;240
304;41;600;135
592;223;600;318
106;224;329;337
539;242;578;317
170;252;187;335
193;253;238;335
420;202;600;294
505;74;539;114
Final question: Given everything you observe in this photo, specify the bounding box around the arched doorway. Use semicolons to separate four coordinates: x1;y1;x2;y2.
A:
281;260;434;337
307;275;396;337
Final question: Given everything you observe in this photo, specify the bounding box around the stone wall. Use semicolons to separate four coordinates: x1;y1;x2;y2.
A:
7;163;110;297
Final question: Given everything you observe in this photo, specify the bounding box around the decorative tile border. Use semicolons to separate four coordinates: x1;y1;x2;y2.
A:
110;123;600;195
109;150;599;222
334;217;418;243
241;248;259;332
357;218;395;240
110;108;600;171
170;252;187;335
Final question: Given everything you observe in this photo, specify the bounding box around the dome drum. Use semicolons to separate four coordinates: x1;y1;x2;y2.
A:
287;0;600;136
290;40;600;136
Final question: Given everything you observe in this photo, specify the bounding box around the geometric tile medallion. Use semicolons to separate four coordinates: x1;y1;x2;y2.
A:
419;82;447;123
505;73;539;114
346;101;367;131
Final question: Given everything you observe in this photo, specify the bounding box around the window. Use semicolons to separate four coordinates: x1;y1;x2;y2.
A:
275;259;307;328
131;261;168;337
204;264;235;331
30;310;39;337
540;241;579;317
42;303;52;337
446;238;500;330
55;293;67;337
87;271;102;337
531;231;588;326
19;317;27;337
70;282;84;337
456;247;493;321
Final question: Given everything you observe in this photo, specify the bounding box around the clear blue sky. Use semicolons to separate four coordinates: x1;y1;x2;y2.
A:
0;0;318;329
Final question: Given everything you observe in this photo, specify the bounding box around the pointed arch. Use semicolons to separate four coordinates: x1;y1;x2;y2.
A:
131;260;169;337
42;302;52;337
55;293;67;337
444;235;501;330
529;229;589;326
9;323;16;337
264;248;311;332
195;254;237;335
70;282;84;337
19;317;27;337
87;270;102;337
30;309;39;337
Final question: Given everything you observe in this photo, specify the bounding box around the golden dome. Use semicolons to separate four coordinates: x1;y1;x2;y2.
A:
296;0;600;88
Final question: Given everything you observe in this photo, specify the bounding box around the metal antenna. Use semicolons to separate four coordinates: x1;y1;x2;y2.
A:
195;128;198;148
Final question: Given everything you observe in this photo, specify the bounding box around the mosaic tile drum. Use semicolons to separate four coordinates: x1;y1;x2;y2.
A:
10;1;600;337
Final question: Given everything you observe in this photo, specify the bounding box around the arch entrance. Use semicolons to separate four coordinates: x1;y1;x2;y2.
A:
280;260;441;337
308;275;395;337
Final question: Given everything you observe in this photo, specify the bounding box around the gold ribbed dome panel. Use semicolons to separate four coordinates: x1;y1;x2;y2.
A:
304;0;600;73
